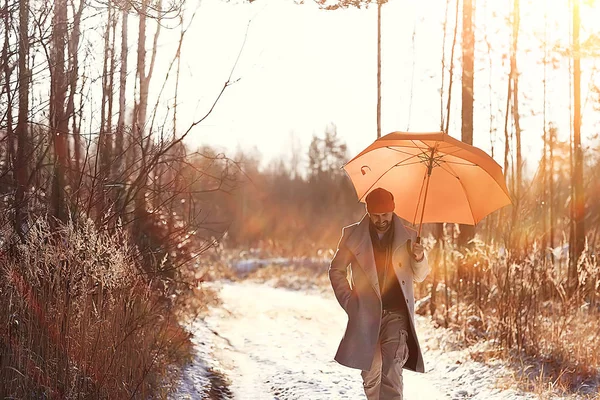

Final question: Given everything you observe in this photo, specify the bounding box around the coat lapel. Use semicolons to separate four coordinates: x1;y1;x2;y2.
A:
391;214;413;252
345;214;415;301
391;214;414;277
345;215;381;299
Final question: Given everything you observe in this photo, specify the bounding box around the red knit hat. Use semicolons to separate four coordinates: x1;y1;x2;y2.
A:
365;188;395;214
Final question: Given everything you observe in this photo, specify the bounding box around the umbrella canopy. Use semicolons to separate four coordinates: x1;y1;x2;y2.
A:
344;131;511;230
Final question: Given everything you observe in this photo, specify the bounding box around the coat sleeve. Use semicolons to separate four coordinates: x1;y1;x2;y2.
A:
329;227;354;312
407;237;430;283
411;254;430;283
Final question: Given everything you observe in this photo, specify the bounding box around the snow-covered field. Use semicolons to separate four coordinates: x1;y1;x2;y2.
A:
172;281;590;400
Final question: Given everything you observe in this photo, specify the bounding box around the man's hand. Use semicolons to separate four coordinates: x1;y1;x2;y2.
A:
412;241;425;262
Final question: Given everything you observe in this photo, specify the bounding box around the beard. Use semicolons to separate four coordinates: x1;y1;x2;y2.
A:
375;221;390;232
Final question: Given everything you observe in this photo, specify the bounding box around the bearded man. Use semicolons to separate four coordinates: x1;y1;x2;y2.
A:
329;187;430;399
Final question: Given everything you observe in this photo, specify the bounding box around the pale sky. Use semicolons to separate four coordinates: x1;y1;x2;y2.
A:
145;0;600;176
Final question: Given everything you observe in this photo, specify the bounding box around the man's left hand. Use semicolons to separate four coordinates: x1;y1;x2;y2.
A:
412;241;425;261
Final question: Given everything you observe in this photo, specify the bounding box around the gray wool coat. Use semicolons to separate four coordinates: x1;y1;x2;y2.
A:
329;214;430;372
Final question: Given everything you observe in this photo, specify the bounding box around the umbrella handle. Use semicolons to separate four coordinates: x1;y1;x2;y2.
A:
416;236;421;244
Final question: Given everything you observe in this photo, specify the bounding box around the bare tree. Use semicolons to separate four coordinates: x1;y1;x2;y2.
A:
431;0;454;324
132;0;163;227
510;0;522;225
458;0;475;247
570;0;584;294
14;0;30;234
50;0;70;222
376;1;381;138
65;0;85;177
444;0;460;134
96;1;118;220
541;2;553;257
2;0;14;170
115;4;128;170
549;123;556;257
442;0;460;327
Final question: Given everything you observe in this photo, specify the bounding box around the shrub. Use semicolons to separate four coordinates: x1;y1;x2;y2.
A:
0;217;193;399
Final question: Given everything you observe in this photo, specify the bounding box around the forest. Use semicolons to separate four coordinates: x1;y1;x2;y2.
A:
1;0;599;398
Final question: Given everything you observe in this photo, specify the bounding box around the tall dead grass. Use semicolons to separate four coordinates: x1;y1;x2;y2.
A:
0;218;194;399
424;229;600;394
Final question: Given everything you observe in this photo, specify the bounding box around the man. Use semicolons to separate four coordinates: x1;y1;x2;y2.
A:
329;187;430;399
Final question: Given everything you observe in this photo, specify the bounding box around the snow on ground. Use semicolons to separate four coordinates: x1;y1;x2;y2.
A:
171;316;234;399
173;281;587;400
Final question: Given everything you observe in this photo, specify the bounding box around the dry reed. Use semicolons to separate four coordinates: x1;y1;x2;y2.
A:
0;217;194;399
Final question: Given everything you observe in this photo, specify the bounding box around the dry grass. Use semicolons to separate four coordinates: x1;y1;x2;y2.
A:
0;218;200;399
424;232;600;398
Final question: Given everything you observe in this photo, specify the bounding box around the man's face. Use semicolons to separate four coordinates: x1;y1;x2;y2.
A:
369;212;393;232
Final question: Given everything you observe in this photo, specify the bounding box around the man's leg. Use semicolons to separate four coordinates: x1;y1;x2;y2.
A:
361;341;382;400
378;310;410;400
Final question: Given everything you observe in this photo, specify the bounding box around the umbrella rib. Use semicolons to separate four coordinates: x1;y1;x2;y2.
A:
381;143;431;150
393;160;426;167
385;141;481;164
358;153;424;201
388;141;470;164
409;139;430;152
386;146;421;156
391;153;423;167
436;147;468;159
442;160;478;167
438;163;461;180
386;147;421;157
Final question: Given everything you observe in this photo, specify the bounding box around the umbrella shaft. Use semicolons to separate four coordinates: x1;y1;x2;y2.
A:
417;147;436;240
417;171;432;238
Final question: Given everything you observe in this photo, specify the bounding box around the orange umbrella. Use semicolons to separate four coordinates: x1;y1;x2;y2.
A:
344;131;512;242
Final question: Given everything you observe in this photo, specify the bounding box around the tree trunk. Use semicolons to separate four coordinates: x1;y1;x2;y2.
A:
97;2;115;221
432;0;452;318
133;0;162;227
376;1;382;138
503;77;511;184
542;4;548;256
570;0;584;295
439;0;451;129
113;6;129;223
511;0;522;230
542;123;548;252
14;0;30;235
106;8;117;207
2;0;14;175
458;0;475;247
549;124;556;259
133;0;149;224
50;0;70;222
66;0;85;187
430;223;443;317
173;15;183;137
445;0;460;134
116;7;128;168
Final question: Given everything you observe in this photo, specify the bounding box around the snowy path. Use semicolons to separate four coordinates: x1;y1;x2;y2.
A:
175;281;540;400
207;281;445;399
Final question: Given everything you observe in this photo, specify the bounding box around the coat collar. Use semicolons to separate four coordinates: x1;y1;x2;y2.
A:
345;214;371;255
346;213;413;254
391;214;414;249
344;213;414;299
